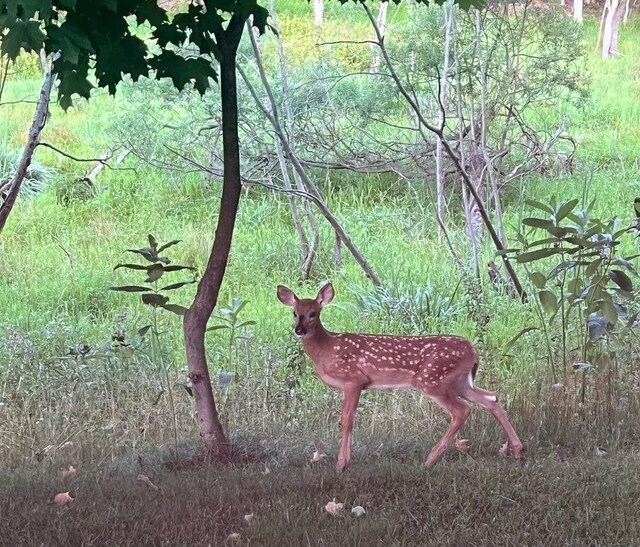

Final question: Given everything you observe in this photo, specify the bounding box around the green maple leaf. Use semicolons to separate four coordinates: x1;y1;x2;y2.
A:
0;1;18;24
0;19;45;59
149;50;217;94
250;5;269;35
15;0;52;20
56;57;93;109
233;0;269;32
3;0;272;108
118;35;149;82
95;36;149;92
133;1;167;28
154;21;187;49
47;19;94;65
173;7;221;58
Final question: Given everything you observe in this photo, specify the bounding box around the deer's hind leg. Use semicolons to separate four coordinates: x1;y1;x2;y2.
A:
456;374;524;461
423;391;471;466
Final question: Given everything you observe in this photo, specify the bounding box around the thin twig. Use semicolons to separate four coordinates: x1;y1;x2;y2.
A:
38;142;113;164
0;56;10;105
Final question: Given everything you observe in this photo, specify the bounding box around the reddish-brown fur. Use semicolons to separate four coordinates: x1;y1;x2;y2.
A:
278;282;524;472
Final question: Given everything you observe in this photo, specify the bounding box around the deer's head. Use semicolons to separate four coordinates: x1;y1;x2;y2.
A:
277;283;334;338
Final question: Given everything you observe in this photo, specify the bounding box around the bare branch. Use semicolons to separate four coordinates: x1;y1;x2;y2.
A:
239;38;383;286
38;142;117;164
317;39;378;47
0;51;61;233
362;2;526;301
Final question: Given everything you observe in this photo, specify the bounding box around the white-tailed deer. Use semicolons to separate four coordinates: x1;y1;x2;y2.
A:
277;283;524;472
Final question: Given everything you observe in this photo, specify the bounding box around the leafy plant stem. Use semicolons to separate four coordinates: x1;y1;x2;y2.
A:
524;263;557;382
559;265;568;384
150;288;178;458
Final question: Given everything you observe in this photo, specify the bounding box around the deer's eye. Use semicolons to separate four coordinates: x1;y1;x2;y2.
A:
293;311;297;318
309;311;317;319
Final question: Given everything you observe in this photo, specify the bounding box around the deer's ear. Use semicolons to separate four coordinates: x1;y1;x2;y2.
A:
316;283;335;307
277;285;298;307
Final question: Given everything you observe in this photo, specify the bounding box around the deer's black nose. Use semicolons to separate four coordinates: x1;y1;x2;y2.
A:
295;326;306;336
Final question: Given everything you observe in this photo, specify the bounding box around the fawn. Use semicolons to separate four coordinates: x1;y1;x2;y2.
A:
277;282;524;472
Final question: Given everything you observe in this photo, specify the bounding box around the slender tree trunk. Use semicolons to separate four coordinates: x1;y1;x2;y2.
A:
461;183;480;277
609;0;628;53
273;139;311;273
0;56;10;104
333;229;342;267
601;0;626;58
476;10;505;244
0;51;59;234
183;16;245;457
436;0;454;238
369;2;388;73
270;4;320;278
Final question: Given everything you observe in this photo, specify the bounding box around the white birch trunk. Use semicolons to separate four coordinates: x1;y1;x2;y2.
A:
601;0;626;58
313;0;324;26
574;0;583;22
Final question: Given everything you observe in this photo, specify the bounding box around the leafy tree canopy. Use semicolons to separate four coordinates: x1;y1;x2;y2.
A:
0;0;481;109
0;0;269;108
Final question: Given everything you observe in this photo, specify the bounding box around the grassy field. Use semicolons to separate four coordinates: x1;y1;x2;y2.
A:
2;2;640;545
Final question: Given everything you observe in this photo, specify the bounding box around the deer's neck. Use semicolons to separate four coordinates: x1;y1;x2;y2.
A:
301;321;334;363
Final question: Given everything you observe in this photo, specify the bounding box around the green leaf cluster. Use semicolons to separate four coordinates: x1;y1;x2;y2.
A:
513;196;638;357
110;233;196;317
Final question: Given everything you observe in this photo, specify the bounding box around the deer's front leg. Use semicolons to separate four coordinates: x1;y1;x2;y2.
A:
336;385;362;473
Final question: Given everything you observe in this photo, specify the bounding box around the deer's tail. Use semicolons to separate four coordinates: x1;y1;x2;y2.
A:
465;360;497;402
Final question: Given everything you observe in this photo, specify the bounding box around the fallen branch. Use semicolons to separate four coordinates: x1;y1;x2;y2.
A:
79;148;131;186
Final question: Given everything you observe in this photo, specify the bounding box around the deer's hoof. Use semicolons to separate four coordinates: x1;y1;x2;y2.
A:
424;453;441;467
